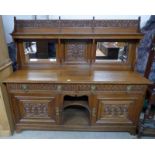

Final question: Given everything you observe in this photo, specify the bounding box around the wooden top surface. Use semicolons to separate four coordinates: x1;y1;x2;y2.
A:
3;69;151;84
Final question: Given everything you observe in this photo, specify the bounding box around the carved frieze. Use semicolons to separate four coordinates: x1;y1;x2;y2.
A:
7;83;58;91
7;83;147;93
63;84;91;91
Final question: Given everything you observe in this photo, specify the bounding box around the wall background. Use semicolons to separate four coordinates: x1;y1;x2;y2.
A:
2;15;151;43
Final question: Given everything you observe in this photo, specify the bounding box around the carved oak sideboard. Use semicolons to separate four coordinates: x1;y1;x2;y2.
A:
3;17;151;134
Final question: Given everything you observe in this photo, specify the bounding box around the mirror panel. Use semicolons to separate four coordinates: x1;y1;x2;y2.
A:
24;40;56;62
96;42;129;62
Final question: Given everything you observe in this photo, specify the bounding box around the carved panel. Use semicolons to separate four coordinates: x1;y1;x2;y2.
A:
12;95;57;123
23;102;49;118
65;42;86;62
103;103;129;118
96;99;134;124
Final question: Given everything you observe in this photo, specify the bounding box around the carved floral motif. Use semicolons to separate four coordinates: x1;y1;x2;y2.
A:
65;42;86;62
104;104;129;117
23;103;49;118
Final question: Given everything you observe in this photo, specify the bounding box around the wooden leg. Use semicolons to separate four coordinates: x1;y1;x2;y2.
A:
15;127;22;133
129;129;137;136
137;123;144;138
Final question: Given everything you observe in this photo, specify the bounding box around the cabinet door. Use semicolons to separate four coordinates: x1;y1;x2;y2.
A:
92;93;143;125
10;93;59;125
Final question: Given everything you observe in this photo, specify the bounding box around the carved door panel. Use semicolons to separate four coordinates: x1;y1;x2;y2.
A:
92;93;143;125
10;93;59;125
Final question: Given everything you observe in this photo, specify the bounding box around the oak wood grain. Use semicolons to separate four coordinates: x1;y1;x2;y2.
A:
4;69;151;84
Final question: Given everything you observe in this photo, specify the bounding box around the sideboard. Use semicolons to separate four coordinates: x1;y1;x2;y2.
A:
3;17;151;134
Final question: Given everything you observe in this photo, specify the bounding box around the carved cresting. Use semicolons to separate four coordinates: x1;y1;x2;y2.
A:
23;102;49;118
15;20;139;28
65;42;86;62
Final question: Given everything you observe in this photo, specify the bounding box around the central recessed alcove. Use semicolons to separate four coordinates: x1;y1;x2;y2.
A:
63;95;90;126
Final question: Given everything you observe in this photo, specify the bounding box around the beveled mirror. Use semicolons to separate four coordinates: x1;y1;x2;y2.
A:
96;41;129;63
24;40;57;63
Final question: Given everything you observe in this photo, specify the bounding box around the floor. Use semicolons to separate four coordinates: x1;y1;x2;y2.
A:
0;130;147;139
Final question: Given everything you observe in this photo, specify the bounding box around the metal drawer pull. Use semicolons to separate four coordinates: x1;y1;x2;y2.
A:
127;85;132;91
21;84;28;92
57;85;62;91
91;85;96;91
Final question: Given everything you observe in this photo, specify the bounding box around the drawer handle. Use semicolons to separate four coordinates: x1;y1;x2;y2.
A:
57;85;62;91
91;85;96;92
127;85;132;92
21;84;28;92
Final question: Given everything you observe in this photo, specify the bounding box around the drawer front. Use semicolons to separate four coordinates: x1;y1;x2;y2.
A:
10;93;58;124
6;83;147;94
92;93;144;125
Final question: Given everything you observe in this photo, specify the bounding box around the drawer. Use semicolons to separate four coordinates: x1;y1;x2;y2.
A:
6;83;147;93
7;83;58;92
